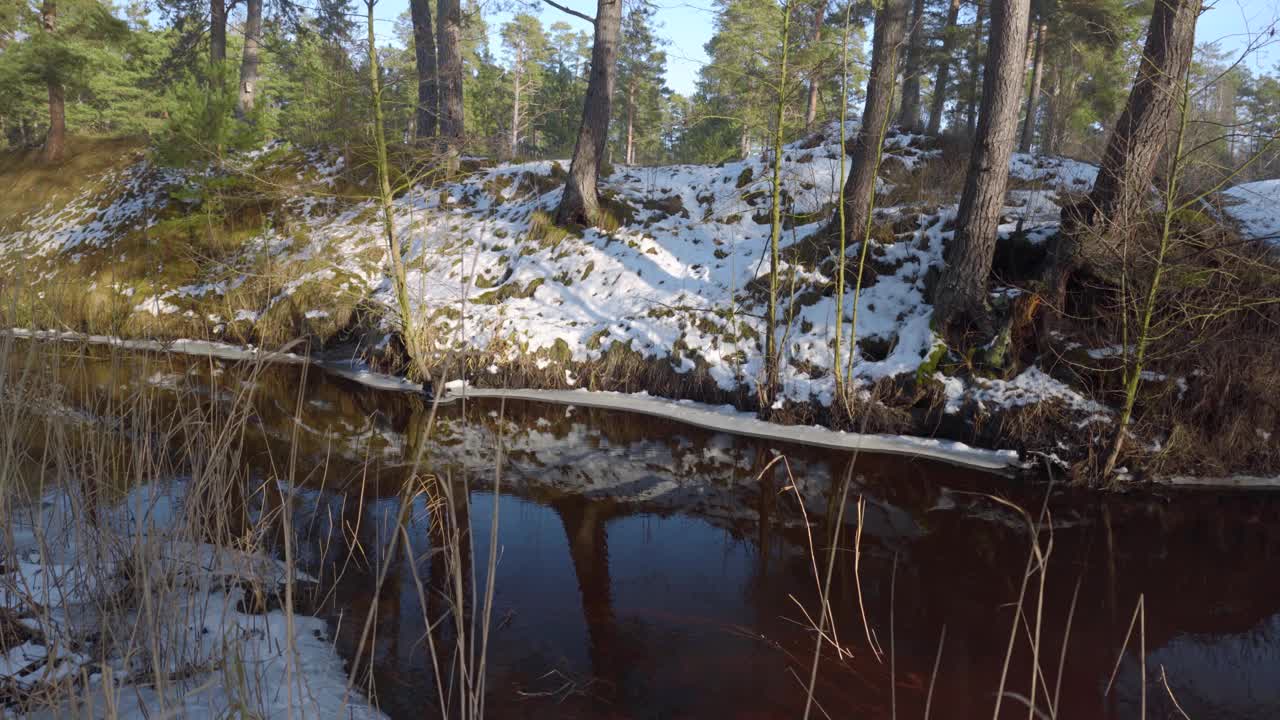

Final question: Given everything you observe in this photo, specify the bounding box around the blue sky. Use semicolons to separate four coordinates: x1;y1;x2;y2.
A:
371;0;1280;97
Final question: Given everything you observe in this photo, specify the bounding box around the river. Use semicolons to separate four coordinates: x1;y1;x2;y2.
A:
12;339;1280;719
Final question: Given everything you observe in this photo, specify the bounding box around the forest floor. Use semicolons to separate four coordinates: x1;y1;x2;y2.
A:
0;125;1276;483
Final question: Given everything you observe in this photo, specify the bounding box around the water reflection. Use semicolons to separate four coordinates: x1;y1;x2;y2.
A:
14;341;1280;719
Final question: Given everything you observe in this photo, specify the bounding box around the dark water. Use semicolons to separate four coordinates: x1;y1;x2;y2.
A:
14;341;1280;719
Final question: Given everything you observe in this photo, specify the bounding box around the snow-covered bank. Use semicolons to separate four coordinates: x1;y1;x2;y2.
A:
4;125;1276;481
1;481;385;719
1224;178;1280;247
0;127;1100;411
447;385;1019;471
1157;474;1280;490
24;326;1280;488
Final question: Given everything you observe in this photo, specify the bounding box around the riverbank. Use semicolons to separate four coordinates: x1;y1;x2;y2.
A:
4;328;1016;472
2;127;1276;484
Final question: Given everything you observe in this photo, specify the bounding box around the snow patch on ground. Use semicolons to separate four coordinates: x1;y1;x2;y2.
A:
1223;179;1280;246
2;481;385;719
1009;153;1099;190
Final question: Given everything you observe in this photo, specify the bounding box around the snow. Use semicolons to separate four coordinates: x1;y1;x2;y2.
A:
1223;179;1280;246
378;132;956;405
133;293;180;316
0;161;184;260
944;366;1111;422
2;481;385;719
0;126;1119;447
1008;153;1099;190
449;386;1020;471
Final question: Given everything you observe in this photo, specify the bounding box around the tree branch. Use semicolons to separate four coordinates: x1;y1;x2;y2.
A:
540;0;595;25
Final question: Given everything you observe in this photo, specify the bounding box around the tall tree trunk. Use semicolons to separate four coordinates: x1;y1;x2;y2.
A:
210;0;227;65
41;0;64;163
933;0;1032;336
836;0;909;249
1053;0;1200;285
436;0;464;142
364;0;420;373
895;0;927;131
409;0;438;139
625;81;635;164
739;123;750;159
804;0;826;129
236;0;263;117
555;0;622;227
764;0;793;407
510;49;522;157
1018;20;1046;153
1043;63;1061;155
965;0;983;137
927;0;963;136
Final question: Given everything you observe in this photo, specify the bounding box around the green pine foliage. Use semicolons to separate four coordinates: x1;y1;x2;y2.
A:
0;0;138;146
1;0;1277;181
676;0;865;164
613;4;669;164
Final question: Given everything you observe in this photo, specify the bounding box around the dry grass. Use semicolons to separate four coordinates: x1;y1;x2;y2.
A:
1041;212;1280;481
0;336;502;718
0;147;385;348
0;137;148;234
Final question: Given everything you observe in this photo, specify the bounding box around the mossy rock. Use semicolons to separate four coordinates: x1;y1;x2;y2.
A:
473;276;545;304
640;194;689;220
915;341;949;385
474;267;513;289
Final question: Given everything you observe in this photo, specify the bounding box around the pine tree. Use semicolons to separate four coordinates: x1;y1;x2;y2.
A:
1036;0;1144;155
500;12;548;157
409;0;438;138
835;0;908;250
1053;0;1201;289
895;0;927;131
615;4;666;164
535;21;592;156
206;0;237;69
235;0;262;116
933;0;1032;337
553;0;622;226
802;0;826;129
437;0;465;146
964;0;982;136
1;0;127;160
1017;13;1045;152
926;0;961;135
